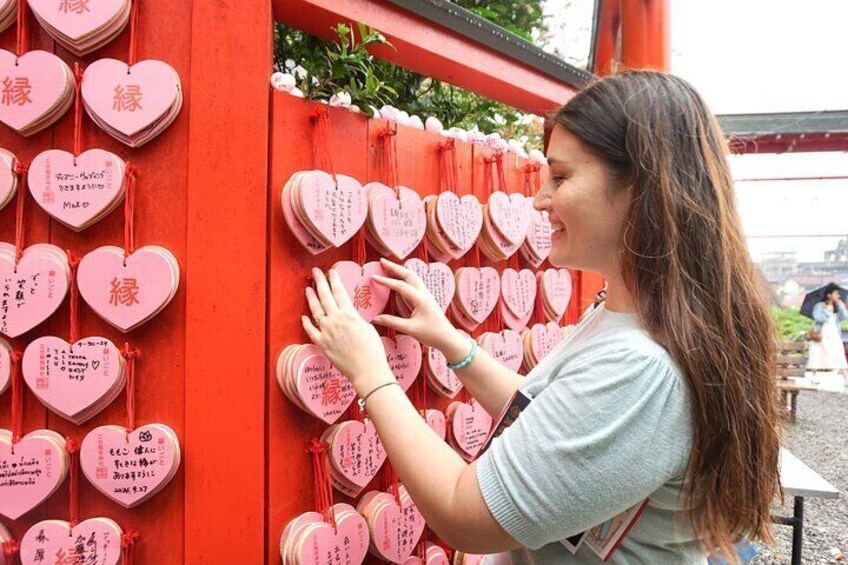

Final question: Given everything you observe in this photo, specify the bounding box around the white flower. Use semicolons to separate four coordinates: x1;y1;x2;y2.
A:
284;59;296;70
270;72;296;92
292;65;308;80
425;116;444;133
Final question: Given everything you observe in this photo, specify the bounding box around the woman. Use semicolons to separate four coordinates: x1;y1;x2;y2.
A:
808;285;848;379
301;71;780;564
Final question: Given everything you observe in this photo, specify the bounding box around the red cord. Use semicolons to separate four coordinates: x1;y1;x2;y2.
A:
68;253;81;344
15;0;28;56
10;350;23;444
127;0;140;66
73;63;84;158
123;166;138;259
66;437;81;527
121;531;139;565
13;161;27;264
121;344;140;433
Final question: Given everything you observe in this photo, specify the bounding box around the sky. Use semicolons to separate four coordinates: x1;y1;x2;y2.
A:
669;0;848;264
543;0;848;264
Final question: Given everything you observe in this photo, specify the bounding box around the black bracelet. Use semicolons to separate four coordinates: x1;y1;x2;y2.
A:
358;381;401;413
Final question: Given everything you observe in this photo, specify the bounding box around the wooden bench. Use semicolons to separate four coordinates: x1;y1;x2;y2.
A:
773;448;840;565
776;342;816;423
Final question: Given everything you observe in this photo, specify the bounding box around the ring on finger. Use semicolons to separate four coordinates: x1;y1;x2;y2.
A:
315;313;328;324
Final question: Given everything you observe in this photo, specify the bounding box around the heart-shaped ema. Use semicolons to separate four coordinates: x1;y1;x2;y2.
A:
446;400;492;461
383;335;422;392
277;344;357;424
80;423;181;508
20;517;123;565
401;259;455;313
540;268;572;321
522;205;552;266
522;322;565;372
366;182;426;260
402;542;450;565
424;409;447;441
0;49;74;136
0;338;10;395
81;58;182;147
26;0;129;56
28;148;126;231
281;171;330;255
358;485;425;563
478;330;523;373
487;192;531;246
0;429;69;520
76;245;180;333
22;336;124;424
453;267;500;325
279;504;369;565
0;243;70;338
434;192;483;254
0;148;17;212
330;261;391;322
324;419;387;493
423;344;463;399
294;172;368;248
500;268;537;331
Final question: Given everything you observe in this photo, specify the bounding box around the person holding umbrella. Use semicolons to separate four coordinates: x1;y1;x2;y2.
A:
803;283;848;379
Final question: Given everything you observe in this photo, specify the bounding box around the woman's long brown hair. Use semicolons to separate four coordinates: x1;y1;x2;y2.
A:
556;71;781;559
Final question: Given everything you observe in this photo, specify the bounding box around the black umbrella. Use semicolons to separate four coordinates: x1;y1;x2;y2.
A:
800;283;848;319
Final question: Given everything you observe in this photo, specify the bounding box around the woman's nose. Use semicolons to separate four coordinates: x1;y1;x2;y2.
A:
533;182;552;211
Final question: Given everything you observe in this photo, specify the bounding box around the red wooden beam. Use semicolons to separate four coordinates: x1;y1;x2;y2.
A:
273;0;579;115
620;0;670;70
184;1;272;563
592;0;621;76
729;134;848;154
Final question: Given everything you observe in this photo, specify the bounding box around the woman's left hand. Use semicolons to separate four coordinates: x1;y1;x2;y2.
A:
301;267;394;395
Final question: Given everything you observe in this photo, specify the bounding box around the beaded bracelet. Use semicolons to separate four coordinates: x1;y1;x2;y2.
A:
447;338;479;371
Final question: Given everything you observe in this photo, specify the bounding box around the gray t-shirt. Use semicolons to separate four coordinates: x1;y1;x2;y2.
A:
475;303;707;564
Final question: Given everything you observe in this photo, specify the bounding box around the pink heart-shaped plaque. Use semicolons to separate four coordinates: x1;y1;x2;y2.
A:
383;335;422;391
366;489;425;563
530;322;564;362
403;543;450;565
299;173;368;247
500;268;536;319
424;409;446;441
20;517;123;565
541;269;572;320
80;424;179;508
479;330;523;372
0;247;70;338
488;192;531;246
328;420;386;489
286;507;369;565
435;193;483;253
455;267;500;324
0;50;73;134
524;206;552;260
77;245;178;332
403;259;455;312
0;340;9;395
331;261;391;322
424;346;462;398
27;0;126;41
22;336;122;424
0;432;67;519
82;58;180;138
448;400;492;461
367;183;426;259
28;149;125;231
293;344;356;424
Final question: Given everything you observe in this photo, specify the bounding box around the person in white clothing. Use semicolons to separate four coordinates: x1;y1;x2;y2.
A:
808;285;848;380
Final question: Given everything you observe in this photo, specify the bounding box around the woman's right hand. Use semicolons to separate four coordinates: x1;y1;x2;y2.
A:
372;258;468;358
